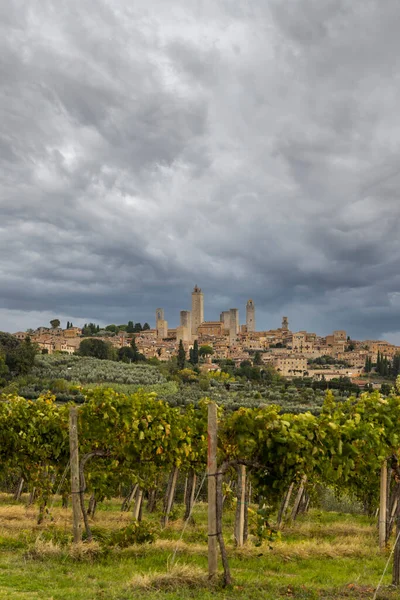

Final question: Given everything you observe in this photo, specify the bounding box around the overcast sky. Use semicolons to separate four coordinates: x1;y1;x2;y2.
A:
2;0;400;341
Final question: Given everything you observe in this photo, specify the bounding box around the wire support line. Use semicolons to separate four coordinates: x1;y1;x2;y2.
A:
170;473;207;566
372;530;400;600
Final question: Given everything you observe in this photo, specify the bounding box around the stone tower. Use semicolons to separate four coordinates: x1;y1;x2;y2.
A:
282;316;289;331
191;285;204;336
155;308;164;329
156;308;168;339
246;299;255;332
220;311;230;332
179;310;192;342
229;308;239;342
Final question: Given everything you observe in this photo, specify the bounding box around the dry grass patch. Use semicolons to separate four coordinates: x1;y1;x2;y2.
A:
68;540;103;560
123;538;207;557
287;520;375;538
130;564;211;591
272;537;378;559
26;537;104;561
27;537;63;559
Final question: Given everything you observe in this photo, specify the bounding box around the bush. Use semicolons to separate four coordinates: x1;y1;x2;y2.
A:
109;521;158;547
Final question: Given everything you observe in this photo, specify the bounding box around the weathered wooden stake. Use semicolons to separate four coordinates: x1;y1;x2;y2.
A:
183;476;188;506
277;482;294;529
379;461;388;550
14;477;24;502
208;402;218;579
133;488;143;521
393;499;400;585
291;475;307;521
69;406;82;543
235;465;246;546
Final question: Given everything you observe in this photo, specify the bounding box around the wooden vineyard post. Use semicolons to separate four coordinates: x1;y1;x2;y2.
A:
14;477;24;502
277;482;294;529
379;461;388;550
393;499;400;585
208;402;218;579
163;467;179;526
291;475;307;521
235;465;246;546
133;488;143;521
69;406;82;543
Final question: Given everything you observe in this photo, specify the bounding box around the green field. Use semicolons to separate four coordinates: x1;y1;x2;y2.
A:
0;495;397;600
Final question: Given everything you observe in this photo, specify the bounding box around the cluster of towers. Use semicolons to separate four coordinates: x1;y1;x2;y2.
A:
154;286;279;342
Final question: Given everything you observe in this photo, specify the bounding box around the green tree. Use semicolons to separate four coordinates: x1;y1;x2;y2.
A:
118;346;136;363
5;336;37;376
0;352;9;386
126;321;134;333
129;337;146;362
105;324;118;333
199;345;214;358
377;351;382;375
134;323;143;333
142;323;150;331
177;340;186;370
380;382;392;395
253;351;263;366
50;319;60;329
66;321;70;329
82;323;99;336
393;354;400;378
189;340;199;365
178;368;198;384
78;339;113;360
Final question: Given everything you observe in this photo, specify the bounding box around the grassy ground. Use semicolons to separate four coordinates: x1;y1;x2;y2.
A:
0;494;397;600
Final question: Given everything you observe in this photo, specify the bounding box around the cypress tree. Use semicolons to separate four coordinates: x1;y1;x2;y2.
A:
177;340;186;370
192;340;199;365
393;354;400;377
130;336;139;361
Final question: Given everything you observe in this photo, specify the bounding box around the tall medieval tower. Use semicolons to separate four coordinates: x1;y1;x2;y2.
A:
191;285;204;336
246;299;255;332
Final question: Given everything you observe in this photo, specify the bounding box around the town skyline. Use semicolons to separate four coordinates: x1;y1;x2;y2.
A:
11;281;399;383
3;283;398;345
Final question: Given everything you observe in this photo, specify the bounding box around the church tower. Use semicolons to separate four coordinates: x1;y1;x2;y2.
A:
191;285;204;336
246;299;255;332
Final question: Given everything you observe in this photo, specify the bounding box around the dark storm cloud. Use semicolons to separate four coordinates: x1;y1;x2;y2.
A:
1;0;400;340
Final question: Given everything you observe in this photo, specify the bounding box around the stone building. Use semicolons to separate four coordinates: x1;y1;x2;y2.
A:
274;355;307;377
198;321;224;338
180;310;192;333
282;317;289;331
156;308;164;329
156;320;168;340
220;311;230;332
191;285;204;336
229;308;239;342
246;299;255;333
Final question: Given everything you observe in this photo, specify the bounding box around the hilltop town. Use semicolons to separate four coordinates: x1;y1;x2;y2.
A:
11;286;399;383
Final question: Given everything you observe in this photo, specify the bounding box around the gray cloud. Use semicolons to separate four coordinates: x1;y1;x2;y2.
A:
1;0;400;341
